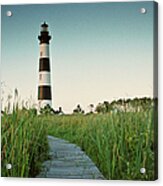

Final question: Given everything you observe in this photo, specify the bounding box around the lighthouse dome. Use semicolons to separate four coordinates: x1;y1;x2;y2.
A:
41;22;48;31
41;22;48;27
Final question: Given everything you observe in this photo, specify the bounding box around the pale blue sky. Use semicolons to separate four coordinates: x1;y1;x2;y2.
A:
1;2;154;113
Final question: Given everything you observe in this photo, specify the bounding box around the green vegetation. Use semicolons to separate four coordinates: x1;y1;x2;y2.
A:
1;95;157;180
45;108;157;180
1;108;49;177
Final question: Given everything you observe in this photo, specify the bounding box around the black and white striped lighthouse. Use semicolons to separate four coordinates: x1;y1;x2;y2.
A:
38;22;52;108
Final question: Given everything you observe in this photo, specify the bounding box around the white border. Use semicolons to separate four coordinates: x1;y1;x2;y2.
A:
1;0;162;186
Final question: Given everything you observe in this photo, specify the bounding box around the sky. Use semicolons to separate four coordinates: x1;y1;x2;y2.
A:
1;1;155;113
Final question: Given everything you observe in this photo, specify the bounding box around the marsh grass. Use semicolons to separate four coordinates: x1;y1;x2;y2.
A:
1;108;49;177
1;92;157;180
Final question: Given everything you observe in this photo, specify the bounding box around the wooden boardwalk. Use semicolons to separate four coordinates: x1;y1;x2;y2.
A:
36;135;104;179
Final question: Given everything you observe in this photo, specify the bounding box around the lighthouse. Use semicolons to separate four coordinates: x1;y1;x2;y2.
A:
38;22;52;109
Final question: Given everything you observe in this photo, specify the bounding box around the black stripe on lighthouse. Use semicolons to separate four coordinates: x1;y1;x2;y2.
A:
38;86;51;100
38;22;52;108
39;58;50;71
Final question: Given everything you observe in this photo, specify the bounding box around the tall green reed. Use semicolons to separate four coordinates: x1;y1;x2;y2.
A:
1;106;49;177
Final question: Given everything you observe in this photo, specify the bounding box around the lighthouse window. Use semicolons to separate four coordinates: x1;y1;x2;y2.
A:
40;51;43;56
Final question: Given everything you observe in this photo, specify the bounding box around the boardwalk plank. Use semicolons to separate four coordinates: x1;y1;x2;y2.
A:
36;135;104;179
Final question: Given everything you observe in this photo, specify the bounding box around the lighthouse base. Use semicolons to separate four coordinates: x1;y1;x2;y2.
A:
38;100;52;109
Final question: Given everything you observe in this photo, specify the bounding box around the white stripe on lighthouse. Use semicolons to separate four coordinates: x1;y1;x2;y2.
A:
40;43;49;58
38;71;51;86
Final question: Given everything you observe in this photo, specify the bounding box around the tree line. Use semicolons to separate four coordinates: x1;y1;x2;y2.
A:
73;97;157;114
